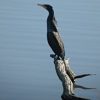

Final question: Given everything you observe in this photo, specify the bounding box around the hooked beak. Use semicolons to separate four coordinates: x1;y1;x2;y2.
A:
37;4;47;9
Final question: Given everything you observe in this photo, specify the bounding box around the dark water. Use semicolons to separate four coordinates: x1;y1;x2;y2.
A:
0;0;100;100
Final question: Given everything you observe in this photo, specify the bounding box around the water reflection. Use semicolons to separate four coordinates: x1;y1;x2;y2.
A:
61;83;95;100
75;84;96;90
61;95;90;100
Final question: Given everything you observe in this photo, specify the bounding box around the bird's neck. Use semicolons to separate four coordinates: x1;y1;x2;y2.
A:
47;11;57;33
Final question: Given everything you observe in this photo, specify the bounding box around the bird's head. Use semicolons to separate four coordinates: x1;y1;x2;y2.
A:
37;4;53;13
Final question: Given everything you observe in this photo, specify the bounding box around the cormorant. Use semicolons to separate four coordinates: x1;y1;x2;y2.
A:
38;4;65;60
38;4;74;82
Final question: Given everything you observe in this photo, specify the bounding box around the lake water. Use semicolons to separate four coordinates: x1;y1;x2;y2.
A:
0;0;100;100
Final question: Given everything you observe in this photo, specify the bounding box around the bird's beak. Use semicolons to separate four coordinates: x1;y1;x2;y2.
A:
37;4;47;9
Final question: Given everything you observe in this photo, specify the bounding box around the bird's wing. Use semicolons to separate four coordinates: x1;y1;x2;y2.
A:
53;31;65;53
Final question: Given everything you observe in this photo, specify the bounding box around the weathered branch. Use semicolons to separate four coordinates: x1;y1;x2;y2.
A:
52;56;75;96
74;74;96;79
50;54;90;100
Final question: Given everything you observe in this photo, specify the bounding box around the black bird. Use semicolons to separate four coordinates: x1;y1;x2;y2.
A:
38;4;65;60
38;4;74;82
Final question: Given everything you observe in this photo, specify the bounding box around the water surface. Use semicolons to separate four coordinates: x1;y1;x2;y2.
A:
0;0;100;100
